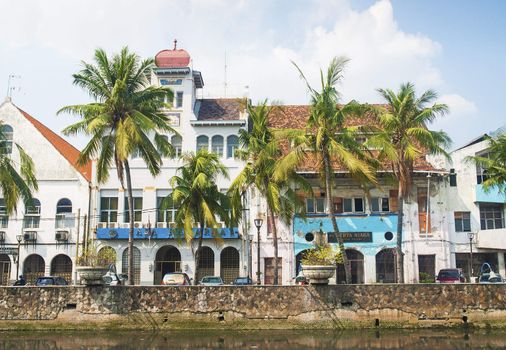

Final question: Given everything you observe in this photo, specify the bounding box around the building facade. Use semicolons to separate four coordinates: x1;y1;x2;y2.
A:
92;43;249;285
0;98;91;285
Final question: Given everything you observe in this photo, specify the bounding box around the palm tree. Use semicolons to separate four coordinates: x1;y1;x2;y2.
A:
468;133;506;194
59;47;177;285
169;150;231;284
368;82;451;283
0;123;38;213
230;101;309;285
277;57;376;284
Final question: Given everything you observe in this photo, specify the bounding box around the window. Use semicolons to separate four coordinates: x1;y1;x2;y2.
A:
454;211;471;232
449;169;457;187
227;135;239;158
0;199;8;228
100;197;118;224
371;197;390;212
306;198;325;213
124;197;143;223
55;198;73;229
476;153;490;184
211;135;224;157
171;135;182;157
157;196;176;224
343;197;364;213
480;204;504;230
175;92;183;108
24;198;41;229
196;135;209;152
1;125;13;155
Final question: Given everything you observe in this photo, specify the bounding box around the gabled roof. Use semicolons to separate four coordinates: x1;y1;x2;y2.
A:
16;106;91;182
454;124;506;152
268;105;440;173
196;99;244;121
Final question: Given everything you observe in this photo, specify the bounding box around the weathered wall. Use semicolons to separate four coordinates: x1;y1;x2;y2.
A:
1;285;506;328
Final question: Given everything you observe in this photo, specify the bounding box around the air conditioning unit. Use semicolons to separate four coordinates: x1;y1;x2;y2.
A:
156;222;167;228
120;223;129;228
169;222;177;229
55;230;69;241
0;231;5;242
97;222;107;229
133;222;143;228
23;231;37;242
109;222;118;229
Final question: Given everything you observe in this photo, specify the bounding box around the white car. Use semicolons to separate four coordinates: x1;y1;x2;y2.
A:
199;276;224;286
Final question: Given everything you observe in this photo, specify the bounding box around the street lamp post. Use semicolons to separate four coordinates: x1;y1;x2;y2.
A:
467;231;475;281
254;218;263;285
248;234;254;280
15;234;23;280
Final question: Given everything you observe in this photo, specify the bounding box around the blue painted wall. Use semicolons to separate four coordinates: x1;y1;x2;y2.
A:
476;184;506;203
293;213;398;257
96;227;239;240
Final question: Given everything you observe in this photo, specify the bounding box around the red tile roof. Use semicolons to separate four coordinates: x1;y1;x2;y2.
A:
197;99;244;121
16;107;92;181
155;49;191;68
268;105;440;173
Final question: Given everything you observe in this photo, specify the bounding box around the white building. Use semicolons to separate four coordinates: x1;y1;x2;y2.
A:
0;98;91;285
444;126;506;280
92;43;249;285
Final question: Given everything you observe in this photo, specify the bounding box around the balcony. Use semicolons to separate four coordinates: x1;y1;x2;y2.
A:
96;226;240;240
475;184;506;203
293;213;398;255
476;227;506;249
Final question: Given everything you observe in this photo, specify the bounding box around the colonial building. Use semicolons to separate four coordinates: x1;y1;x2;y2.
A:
248;105;451;284
0;98;91;285
92;43;249;285
444;126;506;280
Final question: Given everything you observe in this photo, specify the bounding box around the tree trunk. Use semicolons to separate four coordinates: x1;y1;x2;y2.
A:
268;205;279;285
194;221;204;285
124;160;135;286
323;152;351;284
396;183;405;283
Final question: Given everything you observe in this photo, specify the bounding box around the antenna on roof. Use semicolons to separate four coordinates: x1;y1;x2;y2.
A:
173;38;177;50
6;74;21;99
224;50;227;98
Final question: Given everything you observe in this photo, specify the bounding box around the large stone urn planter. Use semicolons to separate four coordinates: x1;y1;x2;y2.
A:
301;265;335;285
76;266;109;286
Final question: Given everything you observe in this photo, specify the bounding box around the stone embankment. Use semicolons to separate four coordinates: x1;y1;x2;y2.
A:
1;284;505;329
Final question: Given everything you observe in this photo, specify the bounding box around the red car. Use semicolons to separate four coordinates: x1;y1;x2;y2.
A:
436;268;466;283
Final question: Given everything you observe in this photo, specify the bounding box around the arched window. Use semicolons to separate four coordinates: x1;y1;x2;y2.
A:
122;247;141;285
220;247;239;284
227;135;239;158
211;135;224;157
196;135;209;152
1;125;13;155
56;198;73;229
196;246;214;282
24;198;41;229
171;135;182;157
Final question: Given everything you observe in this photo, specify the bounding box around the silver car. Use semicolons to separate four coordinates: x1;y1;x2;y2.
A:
199;276;224;286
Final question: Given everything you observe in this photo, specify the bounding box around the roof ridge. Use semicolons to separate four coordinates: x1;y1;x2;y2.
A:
14;104;91;182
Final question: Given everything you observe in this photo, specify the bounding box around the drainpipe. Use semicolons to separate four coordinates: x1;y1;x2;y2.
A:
426;173;431;236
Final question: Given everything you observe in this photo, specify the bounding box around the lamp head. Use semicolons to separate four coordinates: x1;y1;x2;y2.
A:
254;218;263;229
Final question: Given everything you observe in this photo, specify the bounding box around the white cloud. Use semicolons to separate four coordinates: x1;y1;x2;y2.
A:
439;94;478;116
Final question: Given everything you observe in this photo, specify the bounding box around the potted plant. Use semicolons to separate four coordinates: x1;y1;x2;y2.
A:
75;244;116;285
301;244;342;285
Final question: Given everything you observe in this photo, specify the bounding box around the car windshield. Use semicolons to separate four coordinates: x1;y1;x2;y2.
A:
164;274;185;284
235;278;249;283
202;277;221;283
36;278;54;285
438;270;460;279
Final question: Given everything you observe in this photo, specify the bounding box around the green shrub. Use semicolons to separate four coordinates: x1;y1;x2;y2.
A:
301;244;343;266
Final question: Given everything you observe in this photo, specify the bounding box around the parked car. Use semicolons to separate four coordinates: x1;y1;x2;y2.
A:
436;268;465;283
478;262;504;284
102;271;127;285
162;272;192;286
35;276;68;286
232;277;253;285
199;276;224;286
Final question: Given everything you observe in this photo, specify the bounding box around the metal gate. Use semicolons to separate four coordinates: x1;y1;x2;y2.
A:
23;254;45;285
51;254;73;283
154;245;181;284
122;247;141;284
0;254;11;285
220;247;239;284
196;247;214;283
376;248;397;283
264;257;282;285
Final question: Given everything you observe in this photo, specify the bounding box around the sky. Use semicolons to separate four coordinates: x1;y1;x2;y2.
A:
0;0;504;149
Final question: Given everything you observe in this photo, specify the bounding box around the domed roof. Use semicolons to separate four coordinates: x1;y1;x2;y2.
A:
155;39;191;68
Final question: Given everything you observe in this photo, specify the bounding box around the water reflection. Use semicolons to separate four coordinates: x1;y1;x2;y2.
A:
0;329;505;349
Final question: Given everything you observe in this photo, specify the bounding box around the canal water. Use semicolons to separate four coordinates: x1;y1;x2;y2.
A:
0;329;505;349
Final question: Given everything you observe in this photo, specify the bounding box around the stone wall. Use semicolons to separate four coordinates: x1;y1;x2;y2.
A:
1;284;506;327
